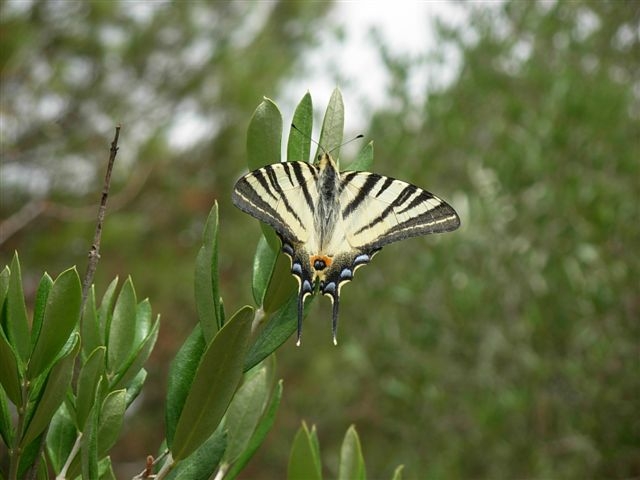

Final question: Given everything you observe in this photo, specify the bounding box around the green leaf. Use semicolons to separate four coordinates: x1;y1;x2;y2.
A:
287;422;322;480
124;368;147;407
223;364;270;464
390;464;404;480
46;402;77;473
347;141;374;172
98;277;119;337
106;277;137;374
245;293;309;371
0;266;10;310
0;384;14;448
262;251;296;314
97;389;126;456
81;389;100;480
166;427;227;480
316;88;344;162
81;286;101;359
21;333;80;448
98;457;116;480
247;97;282;170
246;97;283;250
5;252;30;363
76;346;106;430
171;305;254;462
252;236;278;306
0;326;21;405
288;92;313;162
165;325;206;448
194;202;221;341
111;314;159;391
28;267;82;379
338;425;366;480
17;431;46;479
30;273;53;351
225;379;283;480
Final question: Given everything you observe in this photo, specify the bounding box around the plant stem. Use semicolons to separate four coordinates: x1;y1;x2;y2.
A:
8;379;30;480
81;125;121;308
56;432;83;480
154;452;174;480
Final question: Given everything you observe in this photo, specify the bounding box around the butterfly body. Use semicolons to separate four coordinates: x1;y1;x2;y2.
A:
232;152;460;345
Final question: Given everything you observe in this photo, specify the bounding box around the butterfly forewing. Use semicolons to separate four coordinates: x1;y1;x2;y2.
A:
232;161;318;244
339;171;460;251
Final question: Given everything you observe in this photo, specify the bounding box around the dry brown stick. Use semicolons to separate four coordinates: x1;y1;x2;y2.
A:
81;125;121;306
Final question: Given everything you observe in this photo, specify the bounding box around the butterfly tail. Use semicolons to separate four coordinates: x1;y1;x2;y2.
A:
331;292;340;346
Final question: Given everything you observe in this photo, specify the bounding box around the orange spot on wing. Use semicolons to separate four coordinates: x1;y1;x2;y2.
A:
309;254;333;270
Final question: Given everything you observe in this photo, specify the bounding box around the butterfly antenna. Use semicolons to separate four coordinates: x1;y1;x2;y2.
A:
291;123;363;157
291;123;327;155
328;134;364;156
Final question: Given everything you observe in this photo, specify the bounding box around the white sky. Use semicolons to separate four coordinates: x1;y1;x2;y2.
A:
170;1;471;150
281;1;469;134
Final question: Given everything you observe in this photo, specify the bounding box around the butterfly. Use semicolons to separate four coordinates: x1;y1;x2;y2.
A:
232;147;460;345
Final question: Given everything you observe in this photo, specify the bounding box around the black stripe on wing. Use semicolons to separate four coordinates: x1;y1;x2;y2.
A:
366;202;460;250
232;175;299;241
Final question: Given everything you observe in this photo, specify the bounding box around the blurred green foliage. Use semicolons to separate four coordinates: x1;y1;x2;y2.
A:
1;0;638;478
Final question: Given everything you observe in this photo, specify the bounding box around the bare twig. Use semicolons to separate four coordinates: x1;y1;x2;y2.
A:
81;125;121;306
23;126;121;480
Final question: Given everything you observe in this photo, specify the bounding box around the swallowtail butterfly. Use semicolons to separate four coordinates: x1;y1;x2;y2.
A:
232;144;460;345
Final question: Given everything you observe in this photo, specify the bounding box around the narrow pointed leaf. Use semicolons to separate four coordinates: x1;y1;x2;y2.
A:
76;346;106;430
262;251;297;314
225;379;283;480
166;427;227;480
338;425;366;480
46;403;77;473
111;315;159;390
347;141;374;172
223;365;270;464
171;306;253;461
0;266;10;308
247;97;282;170
28;267;82;379
252;236;278;306
30;273;53;351
81;392;100;480
165;325;206;447
287;422;322;480
107;277;137;373
0;384;14;448
194;202;221;340
288;92;313;162
246;97;283;249
6;252;30;362
82;286;101;358
0;327;21;404
97;389;126;456
98;277;119;336
21;333;80;447
316;88;344;162
124;368;146;407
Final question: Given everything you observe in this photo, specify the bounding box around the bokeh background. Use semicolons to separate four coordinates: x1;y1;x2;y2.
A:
2;1;638;478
